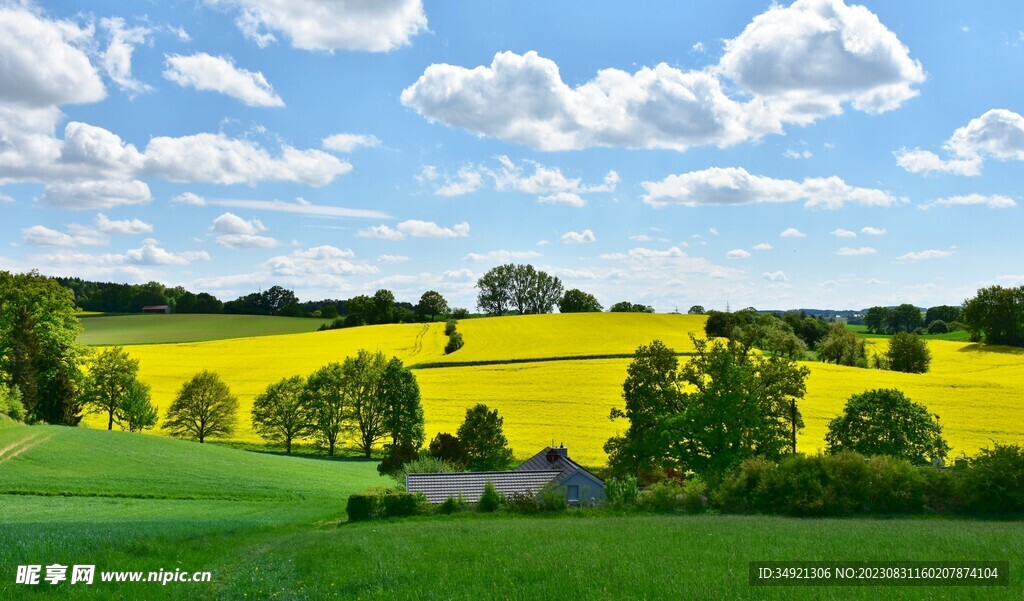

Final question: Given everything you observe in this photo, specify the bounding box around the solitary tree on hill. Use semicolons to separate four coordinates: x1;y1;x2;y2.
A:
82;346;140;430
457;404;515;471
165;371;238;443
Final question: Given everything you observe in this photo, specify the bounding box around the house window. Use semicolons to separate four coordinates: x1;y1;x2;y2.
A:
567;485;580;503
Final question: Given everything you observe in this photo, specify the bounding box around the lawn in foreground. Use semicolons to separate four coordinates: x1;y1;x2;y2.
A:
78;314;334;346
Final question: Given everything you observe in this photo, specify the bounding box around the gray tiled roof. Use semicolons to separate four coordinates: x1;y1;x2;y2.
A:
406;470;561;504
515;447;602;485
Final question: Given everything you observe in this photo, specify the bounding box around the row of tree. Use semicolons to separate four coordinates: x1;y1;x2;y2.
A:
962;285;1024;347
605;336;948;483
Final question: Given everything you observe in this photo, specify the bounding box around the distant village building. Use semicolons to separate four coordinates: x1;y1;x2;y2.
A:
141;305;171;314
407;445;606;506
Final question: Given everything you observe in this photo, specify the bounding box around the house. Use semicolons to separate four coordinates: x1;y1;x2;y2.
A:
406;445;606;506
141;305;170;314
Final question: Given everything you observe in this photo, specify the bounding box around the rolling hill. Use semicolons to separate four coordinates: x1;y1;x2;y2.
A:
78;314;334;346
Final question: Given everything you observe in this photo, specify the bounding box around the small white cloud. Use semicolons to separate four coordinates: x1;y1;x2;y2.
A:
835;247;877;256
95;213;153;234
464;250;542;262
211;212;267;235
173;192;206;205
377;254;409;263
163;52;284;107
918;194;1017;210
322;133;381;153
560;229;597;244
358;220;470;240
830;228;857;238
897;248;956;261
0;192;12;203
39;180;152;210
752;243;772;251
726;249;751;259
762;270;787;282
21;225;103;247
536;240;551;246
691;41;706;54
630;234;653;242
861;226;887;236
783;149;813;159
780;228;806;238
708;227;719;236
538;191;586;207
358;225;404;240
124;240;210;265
895;109;1024;176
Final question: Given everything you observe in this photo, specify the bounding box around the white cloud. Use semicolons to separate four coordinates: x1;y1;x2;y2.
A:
752;243;772;251
164;53;284;107
211;212;267;235
835;247;876;256
630;234;653;242
39;179;152;210
0;7;105;108
124;240;210;265
433;166;485;197
897;248;956;261
780;228;806;238
95;213;152;234
718;0;925;121
708;227;719;236
784;149;813;159
207;0;428;52
358;220;470;240
918;193;1017;210
143;133;349;185
209;197;387;219
896;109;1024;175
265;246;377;279
100;17;153;95
0;191;12;203
173;192;206;206
762;270;788;282
598;246;742;281
691;41;706;54
21;225;104;247
538;192;586;207
464;250;542;262
561;229;597;244
402;50;774;152
377;254;409;263
861;226;887;236
322;133;381;152
641;167;897;209
216;234;280;249
726;249;751;259
830;228;857;238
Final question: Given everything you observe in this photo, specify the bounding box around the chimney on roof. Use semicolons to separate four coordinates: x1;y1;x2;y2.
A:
554;444;568;458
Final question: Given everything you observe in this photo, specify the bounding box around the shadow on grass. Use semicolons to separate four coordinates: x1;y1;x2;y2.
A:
956;343;1024;356
208;441;380;464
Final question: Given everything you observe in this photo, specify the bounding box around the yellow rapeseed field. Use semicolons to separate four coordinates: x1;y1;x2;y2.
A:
88;314;1024;466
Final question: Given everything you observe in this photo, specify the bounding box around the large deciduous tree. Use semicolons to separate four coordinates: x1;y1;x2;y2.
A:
476;264;563;316
417;290;449;322
962;285;1024;346
607;336;808;481
457;404;514;471
115;381;158;432
816;323;867;367
886;332;931;373
252;375;309;453
304;362;348;456
558;289;603;313
164;371;238;443
342;350;389;458
82;346;140;430
0;271;85;425
825;388;949;465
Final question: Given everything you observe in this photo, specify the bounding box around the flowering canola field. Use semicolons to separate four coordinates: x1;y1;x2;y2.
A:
89;314;1024;466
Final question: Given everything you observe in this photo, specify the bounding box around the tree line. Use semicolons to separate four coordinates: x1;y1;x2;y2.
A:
475;263;655;316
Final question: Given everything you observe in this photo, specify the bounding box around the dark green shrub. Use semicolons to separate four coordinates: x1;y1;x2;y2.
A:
771;454;830;516
921;466;961;514
377;443;419;477
428;433;469;468
960;443;1024;514
927;320;949;334
381;491;429;518
393;455;457;487
345;494;378;522
438;494;469;514
714;457;777;514
478;481;502;512
640;480;685;512
0;384;25;422
606;476;639;507
821;451;871;513
445;332;464;354
444;320;458;336
681;477;708;514
536;485;567;512
863;455;926;513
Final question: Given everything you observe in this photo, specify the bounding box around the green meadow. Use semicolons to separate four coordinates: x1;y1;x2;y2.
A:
77;314;333;346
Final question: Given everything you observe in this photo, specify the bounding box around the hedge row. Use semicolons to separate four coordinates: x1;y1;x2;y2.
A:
346;490;431;522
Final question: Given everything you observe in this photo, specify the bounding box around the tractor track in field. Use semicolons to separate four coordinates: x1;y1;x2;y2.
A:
0;432;52;466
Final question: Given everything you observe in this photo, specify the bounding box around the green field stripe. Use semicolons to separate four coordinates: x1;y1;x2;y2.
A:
409;351;697;370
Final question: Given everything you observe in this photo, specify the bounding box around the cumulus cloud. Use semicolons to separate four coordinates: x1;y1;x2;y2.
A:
918;193;1017;210
561;230;597;244
897;248;956;261
21;225;104;247
752;243;772;251
265;246;377;279
173;192;206;205
762;270;788;282
896;109;1024;175
718;0;925;121
402;1;923;152
598;246;742;280
100;17;154;95
0;7;105;107
830;228;856;238
39;179;152;210
322;133;381;152
727;249;751;259
207;0;427;52
210;212;279;248
641;167;897;209
124;239;210;265
861;226;886;236
358;220;470;240
780;228;806;238
464;250;542;262
377;254;409;263
835;247;876;256
95;213;153;234
163;53;284;107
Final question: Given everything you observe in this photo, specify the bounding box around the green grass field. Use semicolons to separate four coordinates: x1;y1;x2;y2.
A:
2;424;1021;599
847;323;972;342
78;314;333;346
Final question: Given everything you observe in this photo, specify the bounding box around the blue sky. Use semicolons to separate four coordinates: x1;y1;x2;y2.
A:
1;0;1022;311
